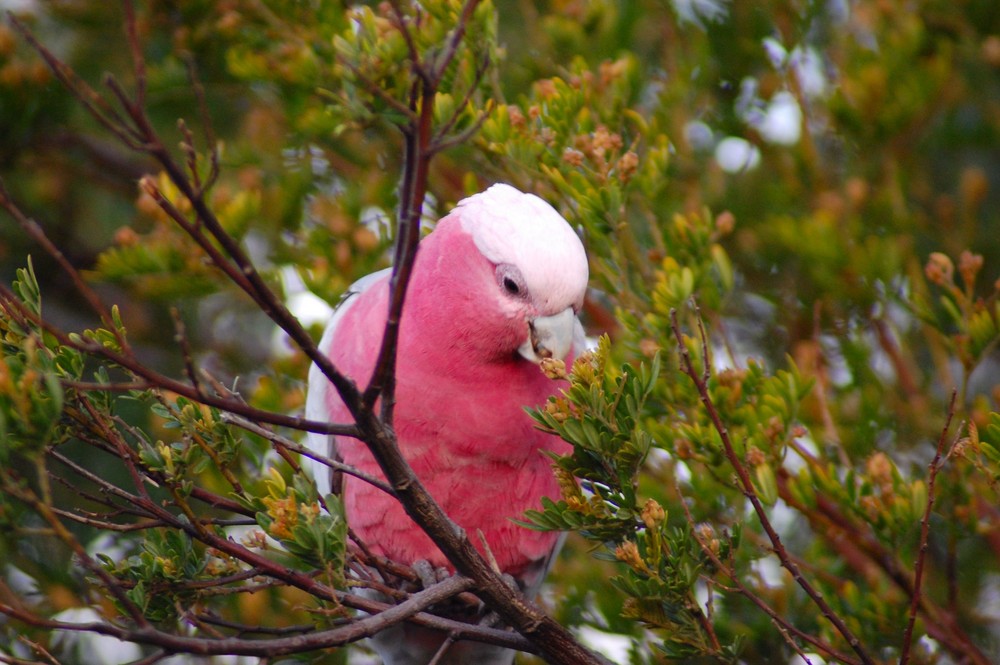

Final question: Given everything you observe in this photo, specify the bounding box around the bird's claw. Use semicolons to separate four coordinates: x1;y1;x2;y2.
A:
412;559;451;590
499;572;520;593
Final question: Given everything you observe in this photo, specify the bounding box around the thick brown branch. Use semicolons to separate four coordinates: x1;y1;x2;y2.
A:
0;576;536;656
352;412;611;664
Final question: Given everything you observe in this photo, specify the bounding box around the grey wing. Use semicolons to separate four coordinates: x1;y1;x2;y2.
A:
519;531;568;601
304;267;392;498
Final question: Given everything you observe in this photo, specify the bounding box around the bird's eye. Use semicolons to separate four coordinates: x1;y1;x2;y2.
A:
497;264;527;299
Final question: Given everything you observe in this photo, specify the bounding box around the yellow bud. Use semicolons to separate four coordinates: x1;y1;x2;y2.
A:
641;499;666;530
562;147;585;167
0;26;16;58
960;167;989;208
983;36;1000;66
543;397;573;423
352;226;380;252
540;357;568;380
866;452;893;486
615;540;645;571
241;530;269;550
571;351;598;386
674;438;694;460
300;502;321;524
267;467;287;495
860;494;881;521
555;466;584;502
696;523;720;555
262;494;298;540
638;339;660;358
616;151;639;181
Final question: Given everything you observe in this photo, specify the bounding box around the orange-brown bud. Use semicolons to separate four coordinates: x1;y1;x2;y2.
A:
925;252;954;285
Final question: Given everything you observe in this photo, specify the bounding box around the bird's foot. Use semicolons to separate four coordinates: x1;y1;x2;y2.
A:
474;573;523;629
499;572;520;593
411;559;451;590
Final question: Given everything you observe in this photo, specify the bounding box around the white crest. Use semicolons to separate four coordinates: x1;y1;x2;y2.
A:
455;184;589;312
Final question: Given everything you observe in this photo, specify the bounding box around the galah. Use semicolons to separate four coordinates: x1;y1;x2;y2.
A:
305;183;588;664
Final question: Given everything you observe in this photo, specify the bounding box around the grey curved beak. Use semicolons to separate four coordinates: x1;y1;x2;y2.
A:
518;307;576;363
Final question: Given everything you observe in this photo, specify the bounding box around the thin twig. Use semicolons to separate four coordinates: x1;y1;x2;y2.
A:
430;56;490;148
0;179;128;351
181;53;220;193
220;412;394;495
0;478;151;628
674;481;860;665
386;0;431;85
899;391;957;665
122;0;145;108
7;13;144;148
670;307;875;665
171;307;203;396
427;632;459;665
429;0;481;82
0;575;535;656
0;283;354;436
773;464;991;663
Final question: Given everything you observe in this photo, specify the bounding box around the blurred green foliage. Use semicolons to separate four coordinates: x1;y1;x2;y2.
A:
2;0;1000;663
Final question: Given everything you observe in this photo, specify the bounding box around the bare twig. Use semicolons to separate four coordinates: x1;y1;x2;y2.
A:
181;54;220;193
427;632;459;665
171;307;202;396
122;0;145;108
774;461;992;664
386;1;431;85
0;179;128;351
220;412;394;495
429;50;491;151
0;478;151;628
7;13;144;149
899;392;957;665
0;283;354;436
428;0;481;82
0;575;537;656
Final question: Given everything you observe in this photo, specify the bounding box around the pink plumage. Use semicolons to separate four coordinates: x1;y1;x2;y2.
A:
305;184;588;664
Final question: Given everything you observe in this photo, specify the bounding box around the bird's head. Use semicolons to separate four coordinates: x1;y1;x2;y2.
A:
413;184;588;364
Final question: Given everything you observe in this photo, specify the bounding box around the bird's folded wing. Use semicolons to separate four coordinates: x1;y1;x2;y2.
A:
305;267;393;497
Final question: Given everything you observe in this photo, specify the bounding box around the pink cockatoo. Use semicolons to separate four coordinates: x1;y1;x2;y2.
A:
305;183;588;664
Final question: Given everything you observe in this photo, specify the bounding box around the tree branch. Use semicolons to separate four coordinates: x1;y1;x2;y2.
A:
899;392;957;665
0;575;538;657
3;4;610;662
670;307;876;665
